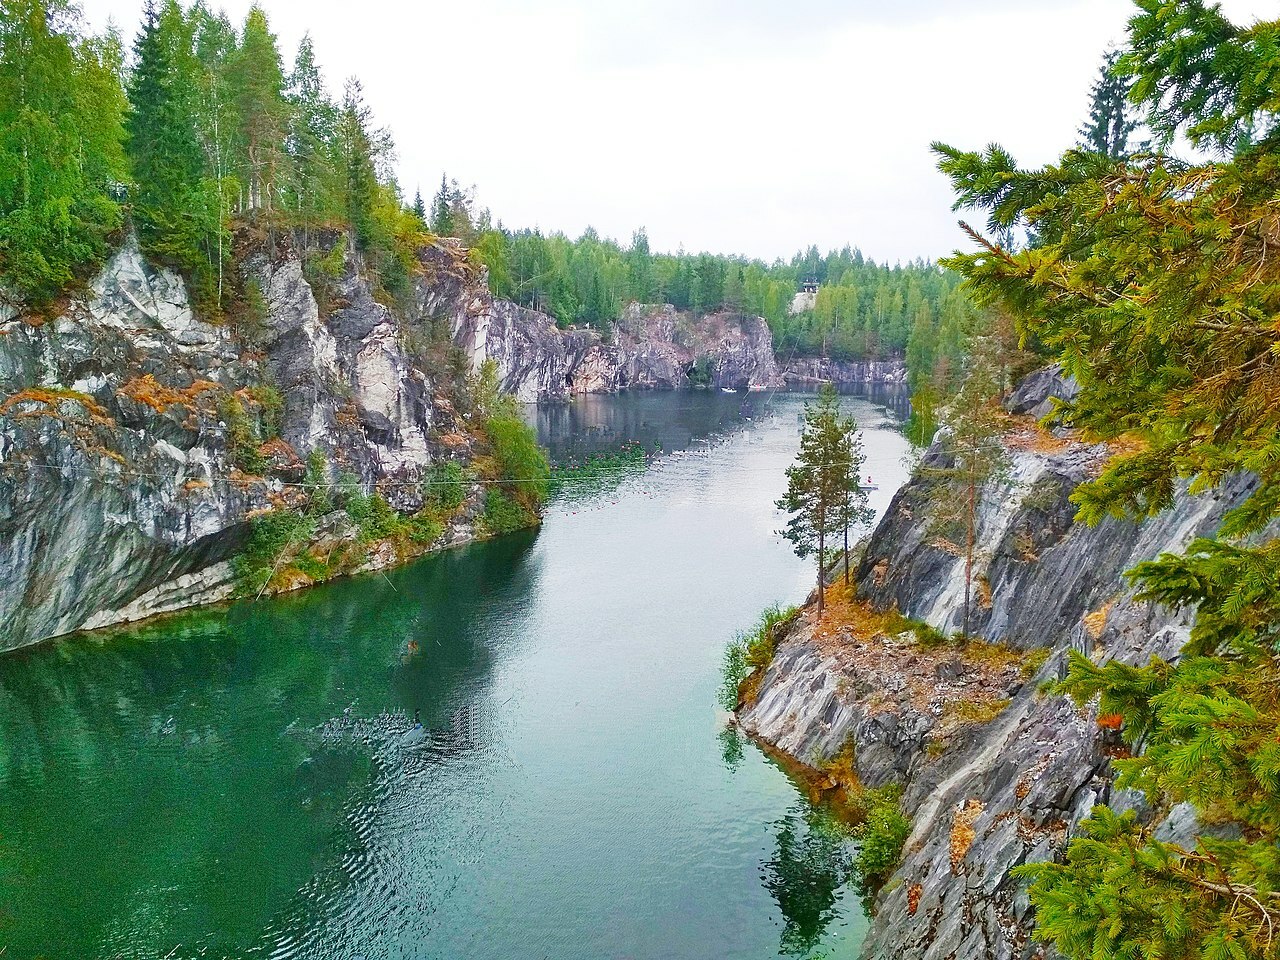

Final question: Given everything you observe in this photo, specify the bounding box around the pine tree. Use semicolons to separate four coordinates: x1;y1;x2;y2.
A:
126;0;224;309
284;33;338;230
335;77;378;249
0;0;128;303
936;3;1280;954
227;4;287;212
837;410;874;585
777;385;852;615
921;358;1009;636
1078;48;1141;158
412;188;425;223
430;172;453;236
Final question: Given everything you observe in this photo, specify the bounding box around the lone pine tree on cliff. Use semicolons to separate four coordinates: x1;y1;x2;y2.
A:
777;385;869;614
921;351;1009;637
935;1;1280;956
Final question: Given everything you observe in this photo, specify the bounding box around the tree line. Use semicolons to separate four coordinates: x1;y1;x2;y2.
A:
0;0;975;395
0;0;421;314
464;218;974;375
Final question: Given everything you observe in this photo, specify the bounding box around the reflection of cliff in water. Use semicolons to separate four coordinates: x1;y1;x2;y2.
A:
531;386;909;466
0;532;540;960
822;382;912;420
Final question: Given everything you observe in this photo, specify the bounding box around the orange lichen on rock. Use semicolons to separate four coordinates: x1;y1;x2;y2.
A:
119;374;221;414
907;882;923;916
950;799;984;874
1083;601;1113;640
0;387;112;425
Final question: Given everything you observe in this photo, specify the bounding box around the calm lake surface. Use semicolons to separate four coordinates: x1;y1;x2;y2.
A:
0;390;911;960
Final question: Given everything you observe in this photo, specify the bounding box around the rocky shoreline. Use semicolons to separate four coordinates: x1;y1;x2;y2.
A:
735;369;1248;959
0;233;526;652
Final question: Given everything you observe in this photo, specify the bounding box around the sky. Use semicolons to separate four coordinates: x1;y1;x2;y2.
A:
76;0;1273;265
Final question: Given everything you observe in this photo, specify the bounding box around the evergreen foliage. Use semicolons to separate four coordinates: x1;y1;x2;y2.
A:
776;385;871;614
127;0;226;308
937;3;1280;955
468;221;974;379
1078;48;1142;158
920;352;1010;636
0;0;129;304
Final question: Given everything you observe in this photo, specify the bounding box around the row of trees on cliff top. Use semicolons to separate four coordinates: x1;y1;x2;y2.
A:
937;1;1280;956
468;221;973;372
0;0;419;312
0;0;973;385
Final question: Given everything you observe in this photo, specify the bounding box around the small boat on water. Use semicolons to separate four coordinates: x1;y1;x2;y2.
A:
721;387;738;394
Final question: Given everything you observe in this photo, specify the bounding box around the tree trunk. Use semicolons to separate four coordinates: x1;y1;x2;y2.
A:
817;525;825;615
963;469;976;636
842;495;850;586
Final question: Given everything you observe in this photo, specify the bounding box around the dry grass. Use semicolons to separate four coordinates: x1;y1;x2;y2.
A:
0;387;112;424
950;799;985;874
1083;601;1113;641
811;578;902;647
943;697;1012;727
1004;415;1074;454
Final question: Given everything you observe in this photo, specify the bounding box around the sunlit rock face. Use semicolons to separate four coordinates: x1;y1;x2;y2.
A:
739;368;1252;960
0;235;489;652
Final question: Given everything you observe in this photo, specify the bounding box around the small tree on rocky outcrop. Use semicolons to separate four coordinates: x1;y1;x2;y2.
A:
778;385;865;613
922;360;1009;636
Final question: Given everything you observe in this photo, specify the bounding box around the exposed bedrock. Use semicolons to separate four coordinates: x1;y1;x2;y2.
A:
738;367;1250;959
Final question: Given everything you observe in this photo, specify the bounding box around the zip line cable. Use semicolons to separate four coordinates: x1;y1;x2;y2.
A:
1;452;906;490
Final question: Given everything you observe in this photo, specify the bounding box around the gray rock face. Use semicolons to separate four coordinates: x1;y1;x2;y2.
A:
0;234;493;652
781;357;907;387
452;299;783;400
739;368;1250;959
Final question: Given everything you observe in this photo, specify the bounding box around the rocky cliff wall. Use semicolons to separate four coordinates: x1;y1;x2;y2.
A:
737;368;1248;959
452;299;783;400
780;356;907;387
0;234;501;653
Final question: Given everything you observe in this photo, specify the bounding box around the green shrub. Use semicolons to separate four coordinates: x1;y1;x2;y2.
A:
486;414;550;510
220;393;267;475
719;603;800;710
248;383;283;440
852;786;911;911
233;509;316;595
406;510;445;545
882;609;948;648
424;461;470;513
343;485;406;543
303;450;333;514
481;488;530;535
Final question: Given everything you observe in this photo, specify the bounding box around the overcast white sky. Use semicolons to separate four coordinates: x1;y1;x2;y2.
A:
77;0;1272;264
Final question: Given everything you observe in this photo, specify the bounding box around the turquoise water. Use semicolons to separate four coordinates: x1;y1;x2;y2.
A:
0;391;911;960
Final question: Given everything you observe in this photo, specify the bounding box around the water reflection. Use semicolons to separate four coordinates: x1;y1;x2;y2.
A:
0;533;540;960
762;810;856;957
0;392;908;960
